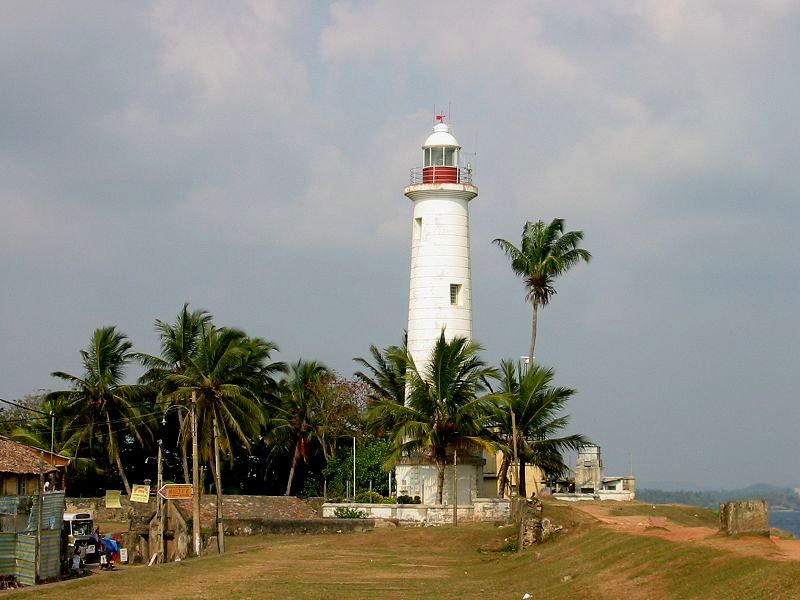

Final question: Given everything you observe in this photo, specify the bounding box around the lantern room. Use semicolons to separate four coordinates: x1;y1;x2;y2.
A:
411;118;472;185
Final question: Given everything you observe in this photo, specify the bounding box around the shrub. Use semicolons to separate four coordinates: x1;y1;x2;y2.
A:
334;506;369;519
397;495;414;505
354;491;391;504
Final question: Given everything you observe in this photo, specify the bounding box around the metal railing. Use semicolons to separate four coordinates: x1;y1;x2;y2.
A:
409;166;473;185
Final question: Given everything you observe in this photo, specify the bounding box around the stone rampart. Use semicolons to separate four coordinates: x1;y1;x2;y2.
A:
719;498;769;536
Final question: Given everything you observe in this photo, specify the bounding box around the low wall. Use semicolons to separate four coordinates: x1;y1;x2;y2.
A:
322;498;510;525
552;492;635;502
66;495;318;530
597;490;635;501
225;518;374;536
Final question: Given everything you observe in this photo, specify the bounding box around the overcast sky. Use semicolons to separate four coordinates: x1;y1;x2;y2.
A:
2;1;798;490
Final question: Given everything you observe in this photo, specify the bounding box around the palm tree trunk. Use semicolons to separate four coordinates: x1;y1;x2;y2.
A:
285;440;300;496
518;456;527;498
436;462;445;505
178;412;190;484
106;413;132;495
212;416;225;554
528;301;539;366
497;453;511;498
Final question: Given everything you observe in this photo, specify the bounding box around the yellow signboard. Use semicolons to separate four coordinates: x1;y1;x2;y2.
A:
130;484;151;503
105;490;122;509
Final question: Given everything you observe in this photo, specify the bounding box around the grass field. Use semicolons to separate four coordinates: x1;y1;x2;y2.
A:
606;502;719;528
8;502;800;599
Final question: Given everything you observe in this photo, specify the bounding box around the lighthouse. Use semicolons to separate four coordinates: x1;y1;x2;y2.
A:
396;117;482;505
405;118;478;372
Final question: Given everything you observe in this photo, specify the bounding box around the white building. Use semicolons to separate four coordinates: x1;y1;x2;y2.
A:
395;118;483;505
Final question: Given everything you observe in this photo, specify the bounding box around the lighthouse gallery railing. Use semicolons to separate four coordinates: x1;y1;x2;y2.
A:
409;166;473;185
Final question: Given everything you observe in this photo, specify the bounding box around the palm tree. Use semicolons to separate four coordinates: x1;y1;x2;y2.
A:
368;331;498;504
9;394;98;476
163;324;283;553
354;341;407;406
493;219;591;364
46;326;152;495
270;360;330;496
491;360;589;497
136;303;213;482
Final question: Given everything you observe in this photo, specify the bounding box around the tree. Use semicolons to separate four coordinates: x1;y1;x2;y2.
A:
270;360;331;496
491;360;589;497
46;326;152;495
136;303;213;483
368;331;498;504
7;393;99;476
163;324;283;552
354;341;407;406
493;219;591;364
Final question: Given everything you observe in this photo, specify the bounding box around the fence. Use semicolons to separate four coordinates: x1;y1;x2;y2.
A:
0;491;64;585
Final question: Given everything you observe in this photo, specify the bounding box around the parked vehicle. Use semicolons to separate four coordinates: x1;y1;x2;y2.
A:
63;512;98;563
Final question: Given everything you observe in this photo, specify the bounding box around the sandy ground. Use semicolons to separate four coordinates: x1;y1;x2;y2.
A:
569;502;800;561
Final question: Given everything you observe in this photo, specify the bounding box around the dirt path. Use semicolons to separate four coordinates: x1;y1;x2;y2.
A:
569;502;800;561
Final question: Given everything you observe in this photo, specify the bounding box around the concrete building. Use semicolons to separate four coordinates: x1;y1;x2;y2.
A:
395;118;483;505
553;445;636;501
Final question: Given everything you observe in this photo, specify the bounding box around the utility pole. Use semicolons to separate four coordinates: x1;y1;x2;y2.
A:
352;437;356;499
157;438;164;563
191;392;201;557
35;456;44;582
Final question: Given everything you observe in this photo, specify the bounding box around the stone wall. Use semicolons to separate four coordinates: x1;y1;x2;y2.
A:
67;495;318;531
719;498;769;536
224;518;374;536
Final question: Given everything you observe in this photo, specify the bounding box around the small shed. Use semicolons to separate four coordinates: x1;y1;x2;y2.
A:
0;437;70;498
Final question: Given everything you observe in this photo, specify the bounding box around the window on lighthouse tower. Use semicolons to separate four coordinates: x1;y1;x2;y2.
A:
450;284;462;306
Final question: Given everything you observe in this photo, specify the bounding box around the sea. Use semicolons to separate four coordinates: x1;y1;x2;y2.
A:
770;510;800;537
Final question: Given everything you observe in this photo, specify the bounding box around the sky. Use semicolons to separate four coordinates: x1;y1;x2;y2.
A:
2;1;798;490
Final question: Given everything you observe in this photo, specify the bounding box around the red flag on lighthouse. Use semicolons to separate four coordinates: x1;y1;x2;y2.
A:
435;114;445;122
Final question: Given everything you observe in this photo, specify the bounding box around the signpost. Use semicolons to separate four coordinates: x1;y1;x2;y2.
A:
158;484;193;500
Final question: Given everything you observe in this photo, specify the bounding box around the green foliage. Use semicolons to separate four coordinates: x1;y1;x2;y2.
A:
353;491;393;504
354;340;407;407
367;331;499;504
333;506;368;519
490;360;589;497
396;495;421;505
45;326;154;494
493;218;591;362
323;437;391;498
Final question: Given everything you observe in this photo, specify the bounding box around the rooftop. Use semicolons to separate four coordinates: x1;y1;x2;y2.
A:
0;436;69;475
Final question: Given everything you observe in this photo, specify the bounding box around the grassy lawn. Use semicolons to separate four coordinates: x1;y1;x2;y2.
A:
606;502;719;528
7;503;800;599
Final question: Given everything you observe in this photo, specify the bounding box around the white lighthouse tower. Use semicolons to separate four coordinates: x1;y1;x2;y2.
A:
405;118;478;372
396;117;481;505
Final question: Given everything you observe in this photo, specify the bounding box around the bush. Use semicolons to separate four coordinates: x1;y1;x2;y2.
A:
334;506;369;519
354;491;392;504
396;495;421;505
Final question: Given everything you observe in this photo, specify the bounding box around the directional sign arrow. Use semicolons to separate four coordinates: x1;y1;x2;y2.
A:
158;483;193;500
